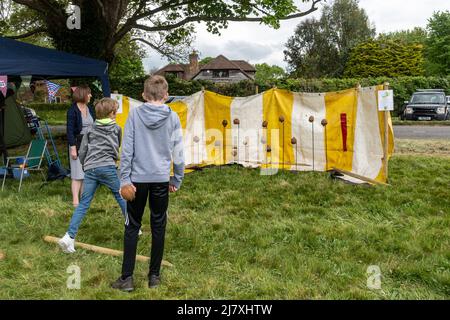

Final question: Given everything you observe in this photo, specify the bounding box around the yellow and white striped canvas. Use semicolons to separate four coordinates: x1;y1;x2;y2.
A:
117;86;394;183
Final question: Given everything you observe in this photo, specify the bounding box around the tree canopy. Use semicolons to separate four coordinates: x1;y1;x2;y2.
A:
255;63;286;87
1;0;323;64
344;39;424;78
425;10;450;76
284;0;375;78
378;27;428;46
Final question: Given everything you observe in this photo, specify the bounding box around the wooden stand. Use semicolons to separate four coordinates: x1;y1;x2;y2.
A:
332;168;389;186
383;82;390;182
44;236;173;267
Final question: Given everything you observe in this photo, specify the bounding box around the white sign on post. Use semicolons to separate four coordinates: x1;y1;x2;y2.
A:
378;90;394;111
111;93;123;114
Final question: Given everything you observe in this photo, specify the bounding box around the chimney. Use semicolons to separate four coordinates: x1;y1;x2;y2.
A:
189;50;199;79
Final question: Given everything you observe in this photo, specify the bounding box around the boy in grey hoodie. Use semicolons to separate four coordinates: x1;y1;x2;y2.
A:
58;98;127;253
112;75;184;291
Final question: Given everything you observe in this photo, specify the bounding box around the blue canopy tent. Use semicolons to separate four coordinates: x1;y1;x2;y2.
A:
0;37;110;167
0;37;110;95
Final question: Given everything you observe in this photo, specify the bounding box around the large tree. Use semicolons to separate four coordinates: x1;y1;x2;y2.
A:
425;10;450;76
284;0;375;78
1;0;323;65
378;27;428;46
255;63;286;87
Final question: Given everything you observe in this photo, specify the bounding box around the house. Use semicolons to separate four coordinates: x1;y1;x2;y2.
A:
154;52;256;83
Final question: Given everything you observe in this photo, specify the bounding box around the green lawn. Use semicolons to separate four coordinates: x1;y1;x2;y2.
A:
36;109;67;125
0;138;449;299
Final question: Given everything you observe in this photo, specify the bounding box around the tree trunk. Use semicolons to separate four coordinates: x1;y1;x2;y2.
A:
40;0;128;64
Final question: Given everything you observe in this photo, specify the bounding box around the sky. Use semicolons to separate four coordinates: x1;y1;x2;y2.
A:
142;0;450;72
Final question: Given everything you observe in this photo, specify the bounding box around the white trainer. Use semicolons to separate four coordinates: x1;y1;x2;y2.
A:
58;233;76;253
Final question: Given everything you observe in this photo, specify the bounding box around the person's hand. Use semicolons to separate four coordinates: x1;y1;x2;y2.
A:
169;185;178;193
120;184;136;201
70;146;78;160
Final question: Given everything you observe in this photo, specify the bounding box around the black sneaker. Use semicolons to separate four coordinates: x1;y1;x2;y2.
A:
148;275;161;288
111;276;134;292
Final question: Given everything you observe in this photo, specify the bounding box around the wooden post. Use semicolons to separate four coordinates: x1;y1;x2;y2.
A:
0;250;5;260
332;168;389;186
255;85;259;95
383;82;390;182
44;236;173;267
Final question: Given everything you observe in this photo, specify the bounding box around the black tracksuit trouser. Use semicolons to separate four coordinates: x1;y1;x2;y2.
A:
122;182;169;278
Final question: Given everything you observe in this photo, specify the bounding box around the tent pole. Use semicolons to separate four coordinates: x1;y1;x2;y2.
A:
0;103;8;165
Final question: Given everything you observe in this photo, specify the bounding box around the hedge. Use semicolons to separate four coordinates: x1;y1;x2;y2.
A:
25;103;71;112
111;75;449;116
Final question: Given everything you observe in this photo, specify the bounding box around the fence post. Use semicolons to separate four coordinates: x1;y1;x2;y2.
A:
383;82;390;182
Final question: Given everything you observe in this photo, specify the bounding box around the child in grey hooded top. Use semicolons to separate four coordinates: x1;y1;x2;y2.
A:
112;75;184;290
119;87;185;189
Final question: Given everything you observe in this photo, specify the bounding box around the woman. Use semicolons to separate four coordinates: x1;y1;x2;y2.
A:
67;85;95;207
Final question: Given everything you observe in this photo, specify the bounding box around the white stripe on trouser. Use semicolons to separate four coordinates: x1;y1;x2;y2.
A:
124;211;129;226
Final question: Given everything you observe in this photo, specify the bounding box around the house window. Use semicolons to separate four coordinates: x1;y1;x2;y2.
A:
213;70;229;78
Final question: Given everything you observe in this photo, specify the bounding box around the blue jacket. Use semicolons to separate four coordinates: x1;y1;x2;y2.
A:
66;102;95;146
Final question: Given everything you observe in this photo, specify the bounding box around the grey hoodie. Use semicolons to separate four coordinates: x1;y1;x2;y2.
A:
79;120;122;171
119;103;185;189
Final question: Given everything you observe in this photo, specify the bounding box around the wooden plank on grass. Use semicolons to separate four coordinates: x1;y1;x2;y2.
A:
44;236;173;267
332;168;389;186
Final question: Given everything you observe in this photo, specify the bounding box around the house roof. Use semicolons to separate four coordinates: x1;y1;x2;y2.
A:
155;54;255;81
231;60;256;72
195;55;254;80
155;63;186;73
200;55;242;71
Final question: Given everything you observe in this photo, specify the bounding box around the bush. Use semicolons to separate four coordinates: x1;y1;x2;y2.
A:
275;76;450;115
110;76;259;100
25;103;71;112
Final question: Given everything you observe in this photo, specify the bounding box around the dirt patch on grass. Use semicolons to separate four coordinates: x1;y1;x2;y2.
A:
395;139;450;157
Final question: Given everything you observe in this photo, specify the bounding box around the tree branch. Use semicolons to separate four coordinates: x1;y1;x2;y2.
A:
12;0;66;21
10;0;46;13
114;0;195;45
130;37;179;61
133;0;321;33
5;27;48;39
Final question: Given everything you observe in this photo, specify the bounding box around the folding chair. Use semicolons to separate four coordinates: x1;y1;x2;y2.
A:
1;139;47;192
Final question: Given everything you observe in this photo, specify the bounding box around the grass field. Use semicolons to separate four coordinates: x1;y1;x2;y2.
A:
0;138;449;299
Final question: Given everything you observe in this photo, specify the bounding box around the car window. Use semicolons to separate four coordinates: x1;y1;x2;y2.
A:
411;94;445;104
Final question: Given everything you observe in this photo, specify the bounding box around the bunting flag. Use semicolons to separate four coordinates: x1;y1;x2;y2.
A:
0;75;7;97
117;86;394;183
46;80;61;102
